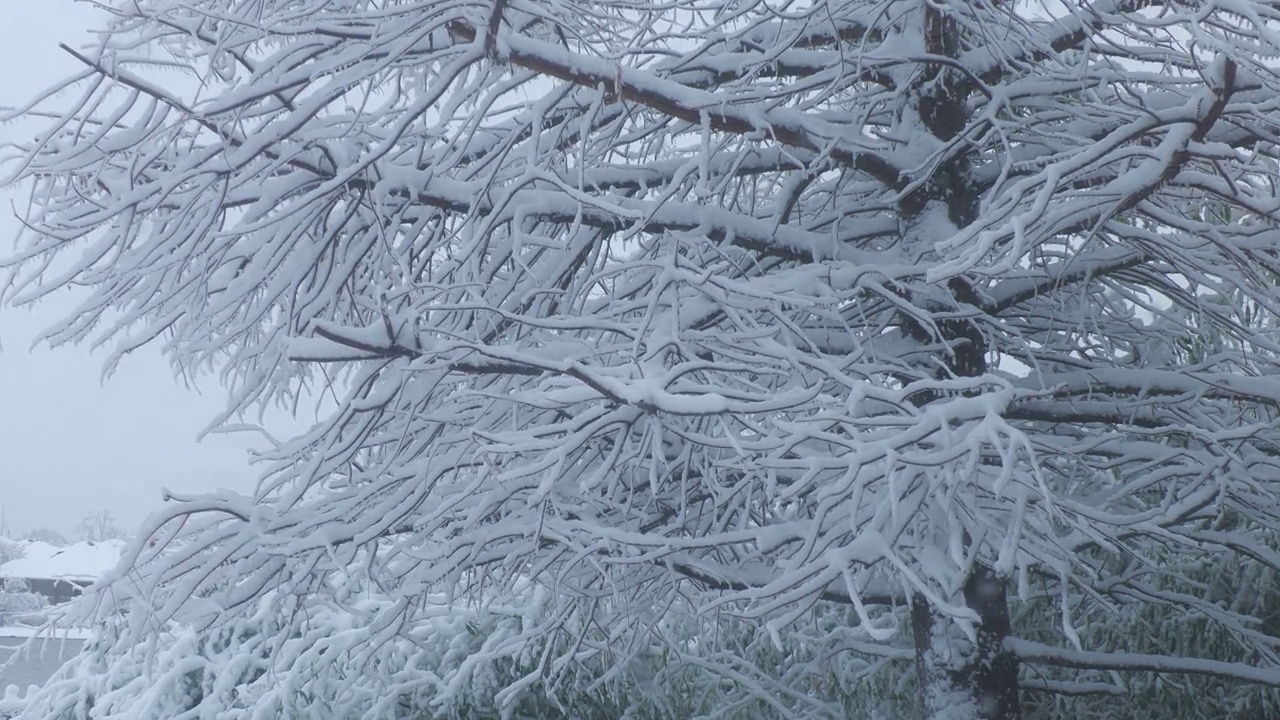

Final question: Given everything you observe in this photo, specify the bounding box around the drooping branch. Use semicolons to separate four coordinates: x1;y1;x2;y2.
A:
1010;638;1280;686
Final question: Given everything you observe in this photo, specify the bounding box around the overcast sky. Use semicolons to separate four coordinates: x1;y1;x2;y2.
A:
0;1;266;539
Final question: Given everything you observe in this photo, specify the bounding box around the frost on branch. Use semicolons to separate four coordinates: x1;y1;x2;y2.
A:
7;0;1280;718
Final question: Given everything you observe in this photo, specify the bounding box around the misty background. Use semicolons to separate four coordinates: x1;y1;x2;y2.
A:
0;1;282;539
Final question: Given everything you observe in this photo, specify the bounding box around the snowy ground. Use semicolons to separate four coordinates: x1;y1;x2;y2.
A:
0;627;91;640
0;635;84;712
0;539;119;715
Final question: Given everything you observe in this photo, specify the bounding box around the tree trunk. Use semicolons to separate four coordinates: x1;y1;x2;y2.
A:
903;4;1023;717
911;569;1022;720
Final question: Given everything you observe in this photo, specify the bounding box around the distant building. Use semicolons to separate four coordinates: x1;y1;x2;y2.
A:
0;539;125;608
5;577;90;606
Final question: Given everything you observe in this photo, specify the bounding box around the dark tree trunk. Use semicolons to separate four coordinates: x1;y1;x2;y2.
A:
902;4;1023;718
959;567;1022;719
910;569;1021;720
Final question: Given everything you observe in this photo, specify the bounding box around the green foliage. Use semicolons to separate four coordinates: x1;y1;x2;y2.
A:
1011;550;1280;720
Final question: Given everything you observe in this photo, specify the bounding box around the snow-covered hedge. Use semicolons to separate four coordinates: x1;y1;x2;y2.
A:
0;579;49;628
0;685;39;720
12;563;1279;720
10;582;918;720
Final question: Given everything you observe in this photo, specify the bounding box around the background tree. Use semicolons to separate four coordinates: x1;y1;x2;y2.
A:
7;1;1280;719
23;528;68;547
0;539;23;568
75;511;123;544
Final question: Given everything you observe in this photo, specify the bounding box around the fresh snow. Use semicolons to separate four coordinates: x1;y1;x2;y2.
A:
0;627;91;640
10;0;1280;718
0;539;125;582
0;540;122;640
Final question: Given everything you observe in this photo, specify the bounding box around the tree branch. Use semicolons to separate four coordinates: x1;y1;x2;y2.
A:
1010;637;1280;686
449;22;906;191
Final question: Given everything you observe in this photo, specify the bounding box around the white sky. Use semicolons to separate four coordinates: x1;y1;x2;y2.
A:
0;1;264;539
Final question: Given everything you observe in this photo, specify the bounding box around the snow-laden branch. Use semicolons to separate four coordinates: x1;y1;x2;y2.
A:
448;21;907;191
1010;638;1280;686
11;0;1280;717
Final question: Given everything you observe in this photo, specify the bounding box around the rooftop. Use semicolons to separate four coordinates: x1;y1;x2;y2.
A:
0;539;126;582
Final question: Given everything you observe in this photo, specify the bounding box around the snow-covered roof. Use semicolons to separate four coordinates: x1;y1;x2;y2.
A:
0;539;125;582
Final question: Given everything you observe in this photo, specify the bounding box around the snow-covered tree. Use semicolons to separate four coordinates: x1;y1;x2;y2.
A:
23;528;68;547
76;511;123;543
7;1;1280;718
0;578;48;627
0;539;23;567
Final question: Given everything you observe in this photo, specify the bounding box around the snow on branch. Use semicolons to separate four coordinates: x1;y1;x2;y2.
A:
1010;638;1280;686
447;22;907;191
10;0;1280;717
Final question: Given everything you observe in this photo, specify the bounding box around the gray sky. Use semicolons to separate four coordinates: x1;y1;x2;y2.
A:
0;1;263;538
